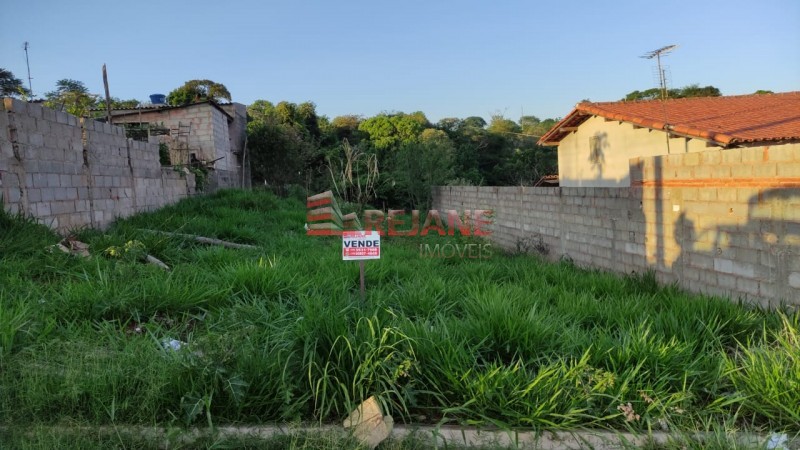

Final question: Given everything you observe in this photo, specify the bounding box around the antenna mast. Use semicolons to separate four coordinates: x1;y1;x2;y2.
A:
640;44;677;101
641;45;678;153
23;42;33;96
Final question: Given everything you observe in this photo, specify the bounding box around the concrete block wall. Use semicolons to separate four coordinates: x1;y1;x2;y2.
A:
1;98;195;232
211;108;233;171
110;105;218;164
108;103;245;186
433;144;800;307
220;103;247;154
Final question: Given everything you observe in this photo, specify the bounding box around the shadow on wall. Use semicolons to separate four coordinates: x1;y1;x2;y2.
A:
672;187;800;304
588;132;608;181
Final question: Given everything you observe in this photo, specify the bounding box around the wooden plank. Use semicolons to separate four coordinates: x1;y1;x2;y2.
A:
140;229;259;250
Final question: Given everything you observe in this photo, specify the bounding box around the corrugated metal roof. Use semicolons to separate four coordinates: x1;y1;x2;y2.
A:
99;100;234;121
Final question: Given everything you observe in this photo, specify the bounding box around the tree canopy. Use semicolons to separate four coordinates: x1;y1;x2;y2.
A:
96;97;140;110
623;84;722;101
166;79;231;106
1;68;29;98
244;99;558;209
44;79;97;117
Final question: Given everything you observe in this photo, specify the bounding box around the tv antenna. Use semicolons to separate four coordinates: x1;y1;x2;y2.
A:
640;44;677;101
23;41;33;96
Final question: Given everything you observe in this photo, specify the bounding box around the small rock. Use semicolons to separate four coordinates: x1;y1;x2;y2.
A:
57;237;90;257
343;396;393;449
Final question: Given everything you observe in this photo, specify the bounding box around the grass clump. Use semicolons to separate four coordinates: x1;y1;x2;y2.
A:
1;189;798;441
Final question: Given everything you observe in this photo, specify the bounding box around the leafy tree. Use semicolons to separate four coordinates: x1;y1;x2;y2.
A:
247;99;276;123
623;84;721;101
488;114;521;134
274;101;297;125
678;84;721;98
623;88;660;101
329;115;363;144
166;79;231;106
297;102;321;139
246;117;308;192
244;98;563;205
96;97;139;110
519;115;558;138
388;132;455;209
358;113;425;151
435;117;483;185
0;68;29;98
406;111;430;128
44;79;98;116
246;99;327;193
436;117;463;133
359;115;398;150
462;116;487;129
506;142;557;185
754;89;774;95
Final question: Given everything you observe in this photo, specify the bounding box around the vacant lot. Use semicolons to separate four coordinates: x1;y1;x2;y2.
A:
1;190;798;447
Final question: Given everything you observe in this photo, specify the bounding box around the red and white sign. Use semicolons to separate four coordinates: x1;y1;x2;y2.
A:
342;231;381;260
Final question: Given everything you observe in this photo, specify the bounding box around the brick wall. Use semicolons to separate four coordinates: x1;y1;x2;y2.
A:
1;98;195;231
433;144;800;307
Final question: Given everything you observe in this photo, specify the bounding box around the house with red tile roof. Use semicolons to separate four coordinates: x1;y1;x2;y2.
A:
538;92;800;187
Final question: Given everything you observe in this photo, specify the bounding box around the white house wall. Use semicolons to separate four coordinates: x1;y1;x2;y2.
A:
558;115;719;187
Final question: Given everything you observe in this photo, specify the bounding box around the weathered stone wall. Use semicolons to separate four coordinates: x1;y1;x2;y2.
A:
1;98;195;231
433;144;800;307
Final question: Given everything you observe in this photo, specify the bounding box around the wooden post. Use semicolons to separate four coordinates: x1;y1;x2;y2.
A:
102;64;112;124
241;135;248;188
359;260;366;301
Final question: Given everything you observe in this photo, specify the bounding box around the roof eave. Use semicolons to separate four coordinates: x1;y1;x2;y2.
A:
536;107;592;146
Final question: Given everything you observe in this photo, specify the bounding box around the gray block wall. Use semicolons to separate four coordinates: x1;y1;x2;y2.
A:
1;98;195;231
433;145;800;307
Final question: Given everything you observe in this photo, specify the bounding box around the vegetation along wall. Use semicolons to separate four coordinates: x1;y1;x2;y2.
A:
0;98;195;231
433;144;800;307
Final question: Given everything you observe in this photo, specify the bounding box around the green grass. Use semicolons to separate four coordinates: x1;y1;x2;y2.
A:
1;189;798;444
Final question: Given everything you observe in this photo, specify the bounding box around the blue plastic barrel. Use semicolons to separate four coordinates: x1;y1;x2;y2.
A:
149;94;166;104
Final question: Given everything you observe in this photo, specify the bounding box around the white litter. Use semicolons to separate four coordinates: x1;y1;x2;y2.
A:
161;338;184;351
766;433;788;450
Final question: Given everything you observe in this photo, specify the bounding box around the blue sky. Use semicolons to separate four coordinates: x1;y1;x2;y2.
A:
2;0;798;123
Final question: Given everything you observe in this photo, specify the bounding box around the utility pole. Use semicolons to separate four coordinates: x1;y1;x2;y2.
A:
102;64;112;123
23;42;33;96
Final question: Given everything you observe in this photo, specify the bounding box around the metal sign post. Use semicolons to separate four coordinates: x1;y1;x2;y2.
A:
359;260;366;301
342;231;381;301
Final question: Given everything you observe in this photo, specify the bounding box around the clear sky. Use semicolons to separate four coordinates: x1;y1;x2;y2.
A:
2;0;798;123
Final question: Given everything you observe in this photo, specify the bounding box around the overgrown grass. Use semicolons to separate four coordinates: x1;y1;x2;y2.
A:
1;189;798;441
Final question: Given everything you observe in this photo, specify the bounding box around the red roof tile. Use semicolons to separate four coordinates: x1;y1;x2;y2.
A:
538;91;800;147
